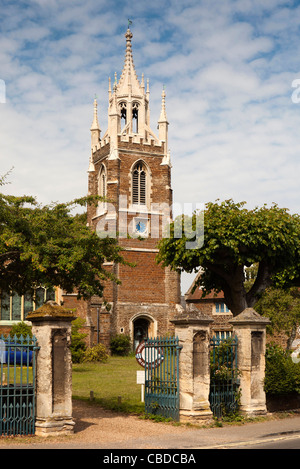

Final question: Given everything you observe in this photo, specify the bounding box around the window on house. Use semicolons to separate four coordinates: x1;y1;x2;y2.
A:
215;302;230;313
214;331;232;340
132;162;146;205
12;292;22;321
1;292;10;321
0;287;55;321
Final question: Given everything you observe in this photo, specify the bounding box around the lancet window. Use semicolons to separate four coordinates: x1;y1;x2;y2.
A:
132;102;139;133
120;102;127;129
98;164;107;212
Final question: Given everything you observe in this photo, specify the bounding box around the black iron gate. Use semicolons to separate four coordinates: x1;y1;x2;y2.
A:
0;334;38;436
144;336;181;421
209;335;240;418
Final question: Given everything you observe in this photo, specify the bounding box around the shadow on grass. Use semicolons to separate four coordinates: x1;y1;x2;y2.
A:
73;395;145;416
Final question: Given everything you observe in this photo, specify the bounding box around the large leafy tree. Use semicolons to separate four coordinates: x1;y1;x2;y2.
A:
157;199;300;316
0;188;124;299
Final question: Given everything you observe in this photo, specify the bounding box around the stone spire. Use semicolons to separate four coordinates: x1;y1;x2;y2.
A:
107;80;120;158
158;87;170;165
117;28;143;97
158;87;168;125
104;27;163;145
90;97;101;148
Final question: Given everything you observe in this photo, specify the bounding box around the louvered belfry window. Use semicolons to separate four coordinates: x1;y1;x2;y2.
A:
132;162;146;205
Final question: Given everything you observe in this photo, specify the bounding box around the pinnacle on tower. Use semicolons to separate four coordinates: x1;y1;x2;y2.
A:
158;87;168;124
90;97;101;148
158;87;169;163
90;97;100;130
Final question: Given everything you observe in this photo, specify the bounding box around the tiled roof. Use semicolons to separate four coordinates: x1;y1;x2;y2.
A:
186;288;225;302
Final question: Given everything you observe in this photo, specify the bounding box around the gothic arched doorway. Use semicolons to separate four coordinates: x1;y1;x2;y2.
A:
133;317;149;351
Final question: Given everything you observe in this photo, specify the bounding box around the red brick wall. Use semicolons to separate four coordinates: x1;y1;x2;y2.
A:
69;137;180;348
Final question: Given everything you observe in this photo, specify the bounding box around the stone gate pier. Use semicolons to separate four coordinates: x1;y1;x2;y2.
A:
171;305;271;423
27;301;76;436
171;308;213;423
230;308;271;416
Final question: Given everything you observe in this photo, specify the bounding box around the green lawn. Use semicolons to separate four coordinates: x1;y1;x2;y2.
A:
72;355;145;415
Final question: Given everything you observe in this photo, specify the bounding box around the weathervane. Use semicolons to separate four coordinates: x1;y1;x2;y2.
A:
128;19;132;28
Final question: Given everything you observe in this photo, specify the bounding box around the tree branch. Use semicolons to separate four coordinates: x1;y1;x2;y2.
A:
205;261;232;285
246;261;272;306
0;251;20;261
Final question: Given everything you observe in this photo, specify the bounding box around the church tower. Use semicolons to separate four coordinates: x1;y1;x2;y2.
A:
83;28;181;349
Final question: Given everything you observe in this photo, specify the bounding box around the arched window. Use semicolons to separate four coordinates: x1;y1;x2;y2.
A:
97;164;107;212
132;162;146;205
119;101;139;133
132;102;139;133
120;101;127;129
99;165;106;198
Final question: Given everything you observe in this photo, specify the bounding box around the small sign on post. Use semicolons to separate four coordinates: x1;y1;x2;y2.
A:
136;370;145;384
135;342;146;402
136;370;145;402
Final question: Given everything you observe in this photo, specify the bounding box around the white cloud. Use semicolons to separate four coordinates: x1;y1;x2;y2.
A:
0;0;299;223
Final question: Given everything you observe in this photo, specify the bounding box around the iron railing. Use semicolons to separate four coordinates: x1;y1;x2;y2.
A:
144;336;181;421
209;335;240;418
0;334;38;436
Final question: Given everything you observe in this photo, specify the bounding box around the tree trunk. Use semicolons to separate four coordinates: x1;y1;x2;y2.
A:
286;324;298;351
246;261;272;308
206;261;273;317
223;287;248;316
221;265;248;316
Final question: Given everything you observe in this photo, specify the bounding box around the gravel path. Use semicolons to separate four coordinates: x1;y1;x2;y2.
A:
0;399;190;448
71;400;189;446
1;401;299;449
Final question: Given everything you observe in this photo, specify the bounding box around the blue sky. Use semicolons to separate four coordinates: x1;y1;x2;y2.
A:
1;0;300;291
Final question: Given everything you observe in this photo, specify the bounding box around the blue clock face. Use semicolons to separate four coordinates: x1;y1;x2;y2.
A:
136;220;147;234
